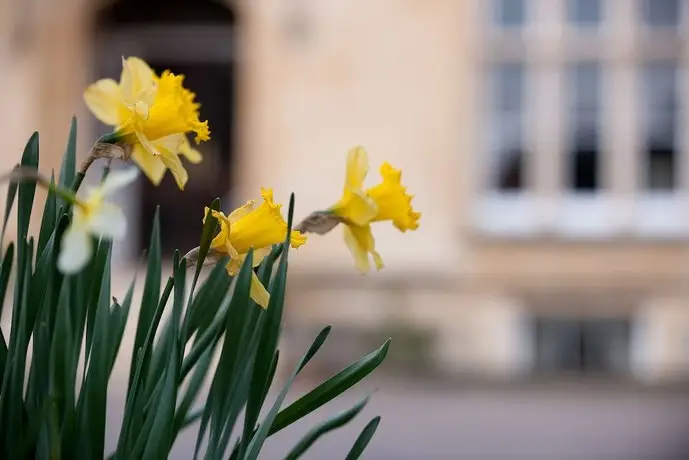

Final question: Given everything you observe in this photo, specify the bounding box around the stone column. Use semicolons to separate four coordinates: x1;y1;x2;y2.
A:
531;0;564;229
606;0;638;225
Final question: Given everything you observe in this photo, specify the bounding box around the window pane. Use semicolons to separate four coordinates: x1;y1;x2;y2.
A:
490;62;526;191
568;0;602;26
641;0;681;28
643;61;679;190
493;0;526;28
567;62;601;191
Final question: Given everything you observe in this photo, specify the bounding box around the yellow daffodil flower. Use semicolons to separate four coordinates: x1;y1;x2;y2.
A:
84;56;210;190
204;188;307;308
58;168;139;274
328;147;421;273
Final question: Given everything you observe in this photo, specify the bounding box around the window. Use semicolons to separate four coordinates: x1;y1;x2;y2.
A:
567;0;602;27
642;61;678;191
640;0;681;28
533;317;631;376
489;62;526;191
493;0;526;28
566;62;601;192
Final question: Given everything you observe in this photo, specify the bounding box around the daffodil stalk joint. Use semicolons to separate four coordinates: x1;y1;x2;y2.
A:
0;166;137;274
84;56;210;190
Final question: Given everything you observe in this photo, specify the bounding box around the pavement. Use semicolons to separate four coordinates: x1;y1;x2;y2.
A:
103;375;689;460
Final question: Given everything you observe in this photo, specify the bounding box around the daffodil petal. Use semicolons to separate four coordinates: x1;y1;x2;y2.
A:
89;202;127;240
225;258;241;276
253;246;272;267
121;57;156;105
158;151;188;190
343;225;371;273
100;167;139;196
135;131;161;157
227;200;256;224
58;224;93;274
250;272;270;308
345;146;369;190
180;137;203;164
131;146;167;185
83;78;122;126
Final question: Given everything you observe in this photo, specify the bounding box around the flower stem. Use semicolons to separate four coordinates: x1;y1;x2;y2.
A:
71;172;86;193
100;158;113;184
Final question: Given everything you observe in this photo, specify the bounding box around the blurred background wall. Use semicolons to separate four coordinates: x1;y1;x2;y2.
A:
2;0;689;387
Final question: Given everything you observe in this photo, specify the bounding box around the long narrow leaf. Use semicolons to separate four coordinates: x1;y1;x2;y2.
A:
239;195;296;458
0;244;15;324
1;165;18;248
344;416;382;460
269;339;390;436
283;396;370;460
36;173;57;258
140;256;185;459
242;325;331;460
17;132;39;245
59;117;77;189
128;208;161;391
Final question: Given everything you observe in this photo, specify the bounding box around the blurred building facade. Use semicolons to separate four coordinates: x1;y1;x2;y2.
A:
1;0;689;383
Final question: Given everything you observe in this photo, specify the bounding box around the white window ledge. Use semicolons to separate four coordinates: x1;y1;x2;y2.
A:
632;193;689;239
553;194;627;240
473;193;547;238
474;192;689;241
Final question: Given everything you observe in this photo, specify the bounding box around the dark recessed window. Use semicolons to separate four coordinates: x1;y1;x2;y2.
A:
490;62;526;191
567;62;601;192
643;61;678;191
493;0;526;29
641;0;681;28
567;0;602;27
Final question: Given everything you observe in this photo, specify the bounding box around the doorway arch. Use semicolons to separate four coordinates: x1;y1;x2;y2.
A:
94;0;236;259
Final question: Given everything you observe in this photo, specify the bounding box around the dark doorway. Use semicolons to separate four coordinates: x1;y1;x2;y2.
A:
95;0;236;257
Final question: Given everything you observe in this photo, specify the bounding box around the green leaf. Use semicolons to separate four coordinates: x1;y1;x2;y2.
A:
242;325;331;460
140;256;185;459
195;249;255;460
0;333;6;396
128;207;161;392
1;166;18;248
59;117;77;190
25;218;61;339
179;257;231;380
49;281;76;447
84;239;112;369
17;132;39;244
238;194;296;459
173;345;216;437
36;173;57;258
183;197;220;332
75;244;112;459
0;238;33;457
0;243;15;325
269;339;390;436
344;416;381;460
283;396;370;460
182;256;232;347
114;276;174;458
108;279;135;373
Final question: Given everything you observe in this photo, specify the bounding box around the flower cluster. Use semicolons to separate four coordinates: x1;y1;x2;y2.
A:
36;57;421;308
